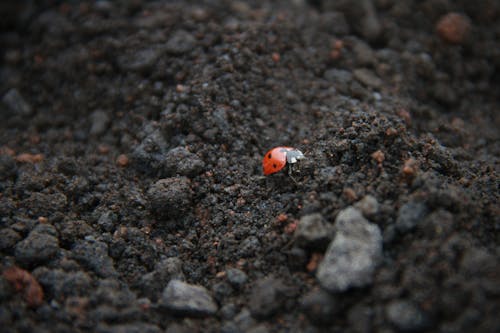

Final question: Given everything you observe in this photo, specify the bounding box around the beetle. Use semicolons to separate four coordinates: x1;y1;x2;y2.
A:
262;146;305;182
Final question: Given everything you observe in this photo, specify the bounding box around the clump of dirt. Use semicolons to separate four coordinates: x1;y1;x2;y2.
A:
0;1;498;332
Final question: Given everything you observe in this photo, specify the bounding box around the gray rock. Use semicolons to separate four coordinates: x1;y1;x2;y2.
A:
323;0;381;42
353;68;382;89
2;89;32;116
22;192;68;216
300;288;339;325
131;130;168;176
460;247;497;279
316;207;383;292
386;300;431;332
249;277;286;319
138;257;185;300
324;69;352;94
89;110;110;136
357;0;382;42
0;228;21;250
166;30;196;54
97;210;117;232
220;303;237;320
118;46;164;72
239;235;260;257
34;268;91;299
324;68;352;83
71;239;118;278
226;268;248;289
294;213;333;250
147;177;193;221
318;11;349;36
15;229;59;265
352;39;375;66
160;280;217;316
165;147;205;177
221;308;257;333
354;195;380;218
395;202;428;233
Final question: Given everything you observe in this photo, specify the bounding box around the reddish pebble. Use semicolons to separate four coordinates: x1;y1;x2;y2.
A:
16;153;43;164
116;154;129;167
343;187;358;202
306;253;323;272
284;221;297;234
98;144;110;154
276;213;288;223
371;150;385;165
402;158;418;177
436;13;471;44
271;52;280;63
3;266;44;307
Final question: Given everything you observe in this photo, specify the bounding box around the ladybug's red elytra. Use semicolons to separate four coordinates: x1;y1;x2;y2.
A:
262;146;305;176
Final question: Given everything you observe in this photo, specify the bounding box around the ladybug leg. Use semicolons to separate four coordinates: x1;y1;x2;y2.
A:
288;163;298;184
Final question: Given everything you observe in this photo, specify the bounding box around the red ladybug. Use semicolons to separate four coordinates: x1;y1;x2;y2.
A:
262;146;305;177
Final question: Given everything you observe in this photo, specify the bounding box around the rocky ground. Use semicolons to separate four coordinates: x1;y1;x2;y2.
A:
0;1;499;332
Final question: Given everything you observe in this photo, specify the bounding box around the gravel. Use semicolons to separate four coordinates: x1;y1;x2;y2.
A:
354;195;380;218
165;30;197;54
71;239;118;278
249;277;287;319
160;280;218;317
294;213;333;250
14;227;59;265
226;268;248;289
2;88;32;116
164;147;205;177
300;288;339;325
395;201;428;233
147;177;193;221
137;257;185;300
89;110;110;137
316;207;383;292
385;299;431;332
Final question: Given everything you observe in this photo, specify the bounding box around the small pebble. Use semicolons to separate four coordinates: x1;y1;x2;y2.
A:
249;277;286;319
353;68;383;89
160;280;217;317
395;202;428;233
436;13;471;44
226;268;248;289
300;288;339;325
386;299;431;332
294;213;333;250
89;110;109;136
147;177;193;221
316;207;383;292
2;89;32;116
164;147;205;177
166;30;196;54
116;154;129;167
354;195;380;218
15;228;59;265
71;239;118;278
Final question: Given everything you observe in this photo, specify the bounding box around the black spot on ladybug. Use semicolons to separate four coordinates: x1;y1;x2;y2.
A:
273;163;277;168
268;153;272;159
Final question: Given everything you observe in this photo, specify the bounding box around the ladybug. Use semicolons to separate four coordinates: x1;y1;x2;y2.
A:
262;146;305;180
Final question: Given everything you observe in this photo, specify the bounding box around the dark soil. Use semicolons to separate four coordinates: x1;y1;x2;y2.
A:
1;1;499;332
